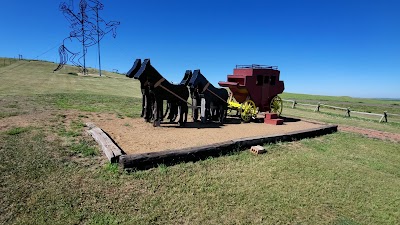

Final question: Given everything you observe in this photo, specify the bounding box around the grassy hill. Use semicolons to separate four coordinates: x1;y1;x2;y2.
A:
0;59;143;119
1;58;399;224
0;59;141;97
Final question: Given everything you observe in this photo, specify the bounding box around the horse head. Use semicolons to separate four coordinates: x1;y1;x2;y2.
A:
126;58;141;78
188;69;208;93
180;70;193;86
133;59;164;87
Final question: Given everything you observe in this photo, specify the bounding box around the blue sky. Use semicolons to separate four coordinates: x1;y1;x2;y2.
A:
1;0;399;98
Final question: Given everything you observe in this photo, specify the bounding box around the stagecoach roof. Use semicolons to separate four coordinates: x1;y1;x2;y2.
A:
235;64;278;70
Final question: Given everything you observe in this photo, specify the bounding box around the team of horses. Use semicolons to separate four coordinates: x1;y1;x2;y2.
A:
126;59;228;127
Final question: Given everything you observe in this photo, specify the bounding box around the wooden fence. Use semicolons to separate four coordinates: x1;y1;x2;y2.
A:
282;99;400;123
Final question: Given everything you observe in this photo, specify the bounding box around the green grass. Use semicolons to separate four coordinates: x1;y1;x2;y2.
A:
281;92;400;106
1;58;400;224
281;92;400;115
280;92;400;132
0;57;18;68
36;93;142;118
281;105;400;134
4;127;30;135
70;141;98;156
1;129;399;224
0;60;141;98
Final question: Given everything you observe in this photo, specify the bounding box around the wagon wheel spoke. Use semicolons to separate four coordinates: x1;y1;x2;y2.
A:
270;95;283;116
241;100;256;122
227;108;232;115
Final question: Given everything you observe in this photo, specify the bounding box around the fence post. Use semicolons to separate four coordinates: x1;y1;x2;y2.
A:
314;102;320;112
292;100;297;109
346;107;351;117
379;111;388;123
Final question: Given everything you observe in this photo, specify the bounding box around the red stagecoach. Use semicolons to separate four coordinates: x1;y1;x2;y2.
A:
218;64;285;122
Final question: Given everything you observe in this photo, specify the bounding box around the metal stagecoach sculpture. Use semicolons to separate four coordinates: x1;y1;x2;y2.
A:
126;60;284;126
218;64;285;122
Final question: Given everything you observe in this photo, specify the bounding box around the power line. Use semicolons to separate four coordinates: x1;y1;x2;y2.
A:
34;43;62;60
0;42;62;75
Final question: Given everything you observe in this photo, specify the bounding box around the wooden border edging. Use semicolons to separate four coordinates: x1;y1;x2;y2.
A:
119;124;338;170
86;122;123;163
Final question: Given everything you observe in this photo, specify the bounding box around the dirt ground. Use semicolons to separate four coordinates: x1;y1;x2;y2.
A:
339;125;400;142
92;117;324;154
2;110;399;155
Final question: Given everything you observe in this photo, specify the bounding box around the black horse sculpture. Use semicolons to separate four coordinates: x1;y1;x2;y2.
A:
180;70;193;86
163;70;193;122
133;59;189;126
126;59;152;120
188;69;229;124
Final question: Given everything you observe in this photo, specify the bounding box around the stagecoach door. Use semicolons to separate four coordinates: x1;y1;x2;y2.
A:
257;75;271;109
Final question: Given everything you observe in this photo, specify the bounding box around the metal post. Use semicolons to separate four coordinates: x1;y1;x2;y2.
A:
192;98;198;121
200;97;206;123
81;4;86;75
314;102;320;112
96;7;102;76
379;111;388;123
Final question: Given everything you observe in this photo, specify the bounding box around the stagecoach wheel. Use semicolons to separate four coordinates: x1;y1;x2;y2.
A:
270;95;283;116
241;100;257;122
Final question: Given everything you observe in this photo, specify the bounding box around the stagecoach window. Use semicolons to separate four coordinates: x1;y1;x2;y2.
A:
270;76;276;85
264;76;269;84
257;75;263;86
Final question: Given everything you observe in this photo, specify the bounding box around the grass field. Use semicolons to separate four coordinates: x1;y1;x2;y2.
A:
0;59;141;98
279;93;400;133
0;57;18;68
281;107;400;134
281;92;400;116
1;59;399;224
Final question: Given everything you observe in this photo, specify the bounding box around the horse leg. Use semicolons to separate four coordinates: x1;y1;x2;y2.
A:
192;97;199;122
210;102;217;121
218;105;225;124
170;101;178;122
158;99;163;125
143;94;147;120
183;103;188;123
152;98;157;125
153;98;162;127
164;100;170;120
160;100;164;121
140;89;145;117
149;91;155;124
144;93;152;122
178;103;187;127
150;92;156;121
213;102;220;121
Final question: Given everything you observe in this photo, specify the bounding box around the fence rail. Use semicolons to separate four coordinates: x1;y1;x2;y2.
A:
282;99;400;123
